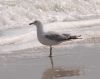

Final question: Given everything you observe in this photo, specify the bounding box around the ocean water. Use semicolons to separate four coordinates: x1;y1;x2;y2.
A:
0;0;100;53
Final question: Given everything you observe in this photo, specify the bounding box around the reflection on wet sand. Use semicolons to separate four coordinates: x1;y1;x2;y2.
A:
42;57;81;79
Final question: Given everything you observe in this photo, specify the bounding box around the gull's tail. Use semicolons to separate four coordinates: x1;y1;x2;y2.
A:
69;35;82;40
63;34;82;40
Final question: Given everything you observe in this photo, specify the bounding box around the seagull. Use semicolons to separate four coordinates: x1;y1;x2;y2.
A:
29;20;81;57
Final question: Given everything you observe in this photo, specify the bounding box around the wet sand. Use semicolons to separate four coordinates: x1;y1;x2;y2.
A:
0;44;100;79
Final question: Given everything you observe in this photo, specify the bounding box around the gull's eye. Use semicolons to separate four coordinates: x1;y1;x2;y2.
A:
34;20;39;24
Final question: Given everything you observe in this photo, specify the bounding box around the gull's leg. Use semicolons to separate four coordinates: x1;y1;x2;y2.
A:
49;46;52;57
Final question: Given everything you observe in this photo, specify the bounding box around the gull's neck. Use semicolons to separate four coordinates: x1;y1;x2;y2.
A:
35;22;44;35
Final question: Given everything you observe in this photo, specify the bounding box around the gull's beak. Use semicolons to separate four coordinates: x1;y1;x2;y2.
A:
29;22;34;25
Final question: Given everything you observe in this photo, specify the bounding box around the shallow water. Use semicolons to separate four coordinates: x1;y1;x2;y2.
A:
0;46;100;79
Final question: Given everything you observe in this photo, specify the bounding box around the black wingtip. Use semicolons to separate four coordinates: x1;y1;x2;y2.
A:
70;35;82;39
77;35;81;37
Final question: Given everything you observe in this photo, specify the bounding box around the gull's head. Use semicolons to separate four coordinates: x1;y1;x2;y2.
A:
29;20;42;26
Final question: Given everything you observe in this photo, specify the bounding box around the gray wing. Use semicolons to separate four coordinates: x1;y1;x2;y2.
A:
45;32;68;42
62;33;71;39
